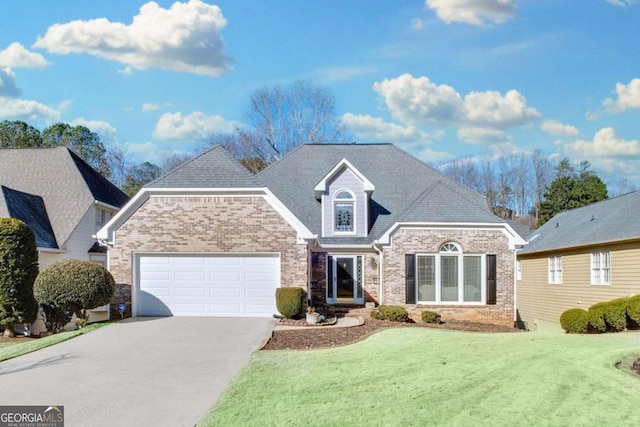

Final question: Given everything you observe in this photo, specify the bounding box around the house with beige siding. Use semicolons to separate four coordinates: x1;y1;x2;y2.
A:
516;191;640;326
0;147;129;329
98;144;525;326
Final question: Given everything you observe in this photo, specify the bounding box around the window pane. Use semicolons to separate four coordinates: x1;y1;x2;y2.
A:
441;256;458;302
463;256;482;302
417;256;435;302
335;191;353;199
335;203;353;231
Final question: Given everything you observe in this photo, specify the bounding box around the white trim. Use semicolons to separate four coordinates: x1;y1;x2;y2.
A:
327;254;364;304
314;158;375;199
94;200;120;211
332;188;357;236
96;187;314;244
378;221;526;250
37;247;67;254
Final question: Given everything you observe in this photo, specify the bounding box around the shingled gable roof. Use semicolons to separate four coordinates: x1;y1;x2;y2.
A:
520;190;640;254
0;147;128;248
1;186;58;249
256;143;501;244
146;145;261;188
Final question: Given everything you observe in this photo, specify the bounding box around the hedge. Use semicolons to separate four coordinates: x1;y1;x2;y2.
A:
588;302;608;333
559;308;589;334
421;310;442;324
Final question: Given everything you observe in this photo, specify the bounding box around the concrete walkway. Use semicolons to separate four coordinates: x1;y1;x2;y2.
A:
274;315;364;331
0;317;276;427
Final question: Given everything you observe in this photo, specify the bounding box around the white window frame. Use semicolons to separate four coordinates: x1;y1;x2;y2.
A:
332;189;356;235
591;251;611;285
416;242;486;305
548;256;562;284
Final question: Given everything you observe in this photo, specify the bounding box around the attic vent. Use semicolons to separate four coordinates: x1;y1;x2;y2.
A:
555;222;559;228
590;215;595;221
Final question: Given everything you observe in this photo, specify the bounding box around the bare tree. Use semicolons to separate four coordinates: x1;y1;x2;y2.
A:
531;150;554;222
208;80;347;172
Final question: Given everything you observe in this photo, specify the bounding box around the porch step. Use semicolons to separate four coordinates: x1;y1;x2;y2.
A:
324;305;371;318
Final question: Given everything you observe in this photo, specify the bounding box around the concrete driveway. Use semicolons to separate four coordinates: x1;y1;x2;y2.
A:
0;317;276;427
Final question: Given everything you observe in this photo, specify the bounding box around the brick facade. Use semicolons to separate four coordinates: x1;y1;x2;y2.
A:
108;195;308;314
382;227;515;326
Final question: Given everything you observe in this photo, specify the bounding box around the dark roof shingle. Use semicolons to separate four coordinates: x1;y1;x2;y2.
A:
1;186;58;249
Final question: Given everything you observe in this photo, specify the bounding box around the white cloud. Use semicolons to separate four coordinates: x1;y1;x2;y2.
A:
33;0;230;76
69;118;117;142
426;0;516;26
602;78;640;113
0;68;21;97
341;113;433;143
541;120;580;136
564;127;640;158
0;96;61;122
153;111;240;140
410;18;425;30
0;42;50;68
606;0;638;6
457;127;511;144
373;74;540;142
463;89;541;128
141;102;172;112
373;74;463;126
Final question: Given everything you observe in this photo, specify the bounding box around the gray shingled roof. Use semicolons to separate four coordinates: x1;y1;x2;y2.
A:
257;143;500;244
146;145;261;188
0;147;129;248
1;186;57;249
520;190;640;254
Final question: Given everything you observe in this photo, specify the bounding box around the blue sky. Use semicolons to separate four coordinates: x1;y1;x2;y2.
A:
1;0;639;185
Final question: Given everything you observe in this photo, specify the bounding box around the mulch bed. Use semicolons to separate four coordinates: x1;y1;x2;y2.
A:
0;335;37;345
262;318;521;351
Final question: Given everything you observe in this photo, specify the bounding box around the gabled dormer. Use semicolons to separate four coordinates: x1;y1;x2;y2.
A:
314;158;374;238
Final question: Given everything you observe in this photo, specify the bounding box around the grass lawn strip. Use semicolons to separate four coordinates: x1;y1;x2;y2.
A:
200;326;640;426
0;322;108;362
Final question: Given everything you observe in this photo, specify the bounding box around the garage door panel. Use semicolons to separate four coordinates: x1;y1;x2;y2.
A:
137;254;279;317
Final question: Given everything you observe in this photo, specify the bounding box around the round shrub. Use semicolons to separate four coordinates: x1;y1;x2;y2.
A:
604;298;628;332
560;308;589;333
275;287;304;319
421;310;442;324
374;305;409;322
370;309;385;320
588;302;608;333
34;260;115;332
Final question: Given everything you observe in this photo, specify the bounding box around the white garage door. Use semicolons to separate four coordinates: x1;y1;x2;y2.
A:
137;254;280;317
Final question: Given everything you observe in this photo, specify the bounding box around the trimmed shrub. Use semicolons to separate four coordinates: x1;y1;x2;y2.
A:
421;310;442;324
275;287;304;319
559;308;589;334
0;218;39;336
627;297;640;328
604;298;628;332
588;302;608;333
34;260;115;332
372;305;409;322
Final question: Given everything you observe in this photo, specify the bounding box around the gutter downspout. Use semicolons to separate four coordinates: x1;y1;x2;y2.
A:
513;247;521;327
373;241;384;306
307;236;319;307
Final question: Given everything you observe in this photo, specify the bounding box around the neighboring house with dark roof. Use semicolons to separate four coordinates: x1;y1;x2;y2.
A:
0;147;129;328
98;144;525;326
516;191;640;326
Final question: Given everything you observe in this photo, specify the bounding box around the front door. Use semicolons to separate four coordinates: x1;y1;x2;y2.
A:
328;256;364;304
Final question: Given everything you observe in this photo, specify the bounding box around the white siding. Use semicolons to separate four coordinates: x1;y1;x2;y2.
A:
322;168;367;237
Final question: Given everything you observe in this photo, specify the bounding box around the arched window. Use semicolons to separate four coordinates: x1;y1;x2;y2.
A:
416;242;483;304
333;190;355;233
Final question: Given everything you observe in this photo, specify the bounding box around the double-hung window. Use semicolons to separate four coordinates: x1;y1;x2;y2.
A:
591;251;610;285
416;243;483;304
333;190;355;233
548;256;562;284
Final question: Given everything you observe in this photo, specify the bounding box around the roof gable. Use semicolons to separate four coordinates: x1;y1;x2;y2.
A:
0;147;128;247
1;186;58;249
521;191;640;254
257;143;500;244
313;158;375;199
146;145;262;189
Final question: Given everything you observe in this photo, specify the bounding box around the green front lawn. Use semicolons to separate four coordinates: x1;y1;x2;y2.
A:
200;325;640;426
0;322;108;362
